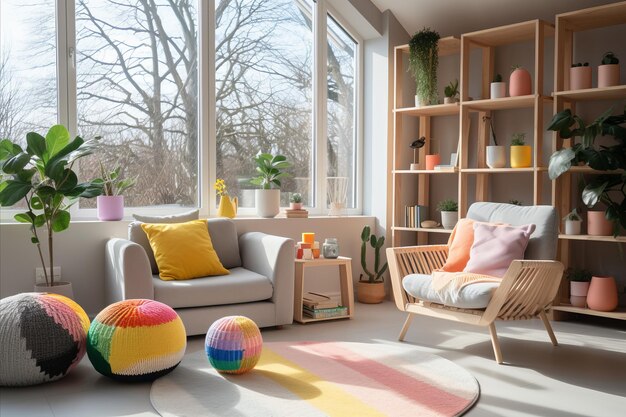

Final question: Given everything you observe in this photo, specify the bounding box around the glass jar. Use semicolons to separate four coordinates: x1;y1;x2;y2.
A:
322;238;339;259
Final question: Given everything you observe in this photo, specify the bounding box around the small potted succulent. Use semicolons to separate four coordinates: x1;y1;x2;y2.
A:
443;79;459;104
598;52;620;88
509;65;532;97
562;208;582;235
570;62;591;90
289;192;303;210
437;199;458;230
510;133;531;168
490;73;506;99
566;268;592;308
357;226;388;304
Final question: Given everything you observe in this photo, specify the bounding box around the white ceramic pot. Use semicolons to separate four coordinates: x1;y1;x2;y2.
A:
564;220;582;235
34;281;74;299
490;82;506;99
255;189;280;218
486;146;506;168
444;97;455;104
440;211;458;230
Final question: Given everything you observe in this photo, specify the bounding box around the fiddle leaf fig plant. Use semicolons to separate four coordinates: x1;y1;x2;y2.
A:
0;125;103;286
546;107;626;236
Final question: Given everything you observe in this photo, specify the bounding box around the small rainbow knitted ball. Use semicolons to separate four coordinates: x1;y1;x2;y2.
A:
0;292;90;386
205;316;263;374
87;299;186;381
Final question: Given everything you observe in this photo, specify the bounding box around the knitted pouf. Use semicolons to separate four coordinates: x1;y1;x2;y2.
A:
87;299;186;381
205;315;263;374
0;292;90;386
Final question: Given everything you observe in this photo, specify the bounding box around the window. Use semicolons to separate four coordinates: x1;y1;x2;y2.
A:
0;0;361;217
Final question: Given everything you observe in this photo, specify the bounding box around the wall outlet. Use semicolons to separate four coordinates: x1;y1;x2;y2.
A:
35;267;62;284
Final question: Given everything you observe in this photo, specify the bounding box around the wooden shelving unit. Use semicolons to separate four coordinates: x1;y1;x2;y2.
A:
551;2;626;322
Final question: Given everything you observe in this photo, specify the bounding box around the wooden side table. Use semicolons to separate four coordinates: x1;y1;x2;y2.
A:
293;256;354;323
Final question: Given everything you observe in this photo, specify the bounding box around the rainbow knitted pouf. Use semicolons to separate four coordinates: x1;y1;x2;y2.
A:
0;292;90;386
87;299;186;381
205;316;263;374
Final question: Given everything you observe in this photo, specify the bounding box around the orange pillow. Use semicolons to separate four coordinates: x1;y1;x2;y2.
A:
442;218;475;272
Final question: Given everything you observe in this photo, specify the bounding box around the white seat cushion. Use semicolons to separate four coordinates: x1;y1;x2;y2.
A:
153;267;273;309
402;273;499;309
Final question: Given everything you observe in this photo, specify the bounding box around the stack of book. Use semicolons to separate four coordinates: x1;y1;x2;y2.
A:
285;209;309;218
302;292;347;319
405;205;427;228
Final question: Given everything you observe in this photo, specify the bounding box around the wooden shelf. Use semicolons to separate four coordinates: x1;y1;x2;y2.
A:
557;2;626;32
297;314;350;323
393;169;457;174
462;95;550;111
552;305;626;321
553;85;626;101
558;234;626;243
393;226;452;234
395;36;461;57
463;19;554;46
461;168;536;173
394;103;460;117
567;166;625;175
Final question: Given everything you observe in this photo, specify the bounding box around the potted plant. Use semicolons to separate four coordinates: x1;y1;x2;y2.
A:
598;52;620;88
289;192;303;210
437;199;458;229
510;133;531;168
562;208;582;235
0;125;102;297
587;275;619;312
509;65;532;97
566;268;592;308
570;62;591;90
215;178;237;218
508;199;522;206
95;163;135;221
490;73;506;99
484;115;506;168
357;226;388;304
546;107;625;236
250;152;291;218
443;79;459;104
408;27;440;107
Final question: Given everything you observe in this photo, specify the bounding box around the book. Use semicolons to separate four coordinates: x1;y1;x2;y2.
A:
285;209;309;218
434;165;455;171
303;305;348;319
302;292;339;309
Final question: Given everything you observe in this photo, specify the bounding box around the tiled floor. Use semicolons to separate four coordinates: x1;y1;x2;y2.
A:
1;301;625;416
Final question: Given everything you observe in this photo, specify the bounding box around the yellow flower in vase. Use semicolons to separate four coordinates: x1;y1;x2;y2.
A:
214;179;237;218
214;179;228;196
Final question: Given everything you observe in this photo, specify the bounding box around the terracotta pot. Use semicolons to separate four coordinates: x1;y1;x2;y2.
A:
564;220;582;235
486;145;506;168
598;64;620;88
510;145;532;168
425;154;440;170
569;66;592;90
356;281;385;304
97;195;124;221
587;276;618;312
509;67;532;96
587;211;612;236
290;202;302;210
490;82;506;99
34;281;74;299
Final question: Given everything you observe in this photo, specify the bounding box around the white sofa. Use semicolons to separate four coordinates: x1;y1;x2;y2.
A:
104;218;295;335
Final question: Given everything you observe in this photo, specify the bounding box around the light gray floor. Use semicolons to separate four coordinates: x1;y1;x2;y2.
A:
1;301;625;417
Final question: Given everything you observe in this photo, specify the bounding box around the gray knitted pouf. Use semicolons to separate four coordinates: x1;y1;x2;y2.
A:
0;292;90;386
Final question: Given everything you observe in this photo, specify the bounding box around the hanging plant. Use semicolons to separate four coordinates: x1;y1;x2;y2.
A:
408;28;440;106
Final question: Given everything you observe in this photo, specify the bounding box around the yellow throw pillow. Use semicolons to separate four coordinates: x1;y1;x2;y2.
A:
141;220;229;281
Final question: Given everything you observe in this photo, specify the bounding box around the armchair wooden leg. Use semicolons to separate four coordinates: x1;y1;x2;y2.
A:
398;313;414;341
539;310;558;346
488;323;503;364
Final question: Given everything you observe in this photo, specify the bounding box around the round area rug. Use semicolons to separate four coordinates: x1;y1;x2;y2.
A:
151;341;479;417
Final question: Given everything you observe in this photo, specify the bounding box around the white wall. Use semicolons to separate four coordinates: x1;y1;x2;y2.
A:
0;216;375;315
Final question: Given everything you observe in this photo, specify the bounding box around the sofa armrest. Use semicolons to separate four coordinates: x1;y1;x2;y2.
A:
239;232;295;325
105;238;155;304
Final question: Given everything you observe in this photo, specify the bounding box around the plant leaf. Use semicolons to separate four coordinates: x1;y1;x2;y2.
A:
581;181;608;208
548;148;575;180
43;125;70;161
26;132;47;158
2;152;31;174
14;212;35;224
51;210;71;232
0;180;31;206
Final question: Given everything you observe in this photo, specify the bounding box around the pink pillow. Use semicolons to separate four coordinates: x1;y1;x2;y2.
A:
463;222;536;278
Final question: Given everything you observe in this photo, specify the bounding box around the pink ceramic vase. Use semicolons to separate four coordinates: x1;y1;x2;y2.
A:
586;276;618;312
97;195;124;221
570;281;590;307
425;154;441;170
587;211;612;236
509;67;532;96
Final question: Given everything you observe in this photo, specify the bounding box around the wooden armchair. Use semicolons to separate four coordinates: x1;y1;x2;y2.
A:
386;203;564;364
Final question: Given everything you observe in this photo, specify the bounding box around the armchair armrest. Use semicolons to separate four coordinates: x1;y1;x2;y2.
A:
239;232;295;325
387;245;449;312
105;238;154;304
